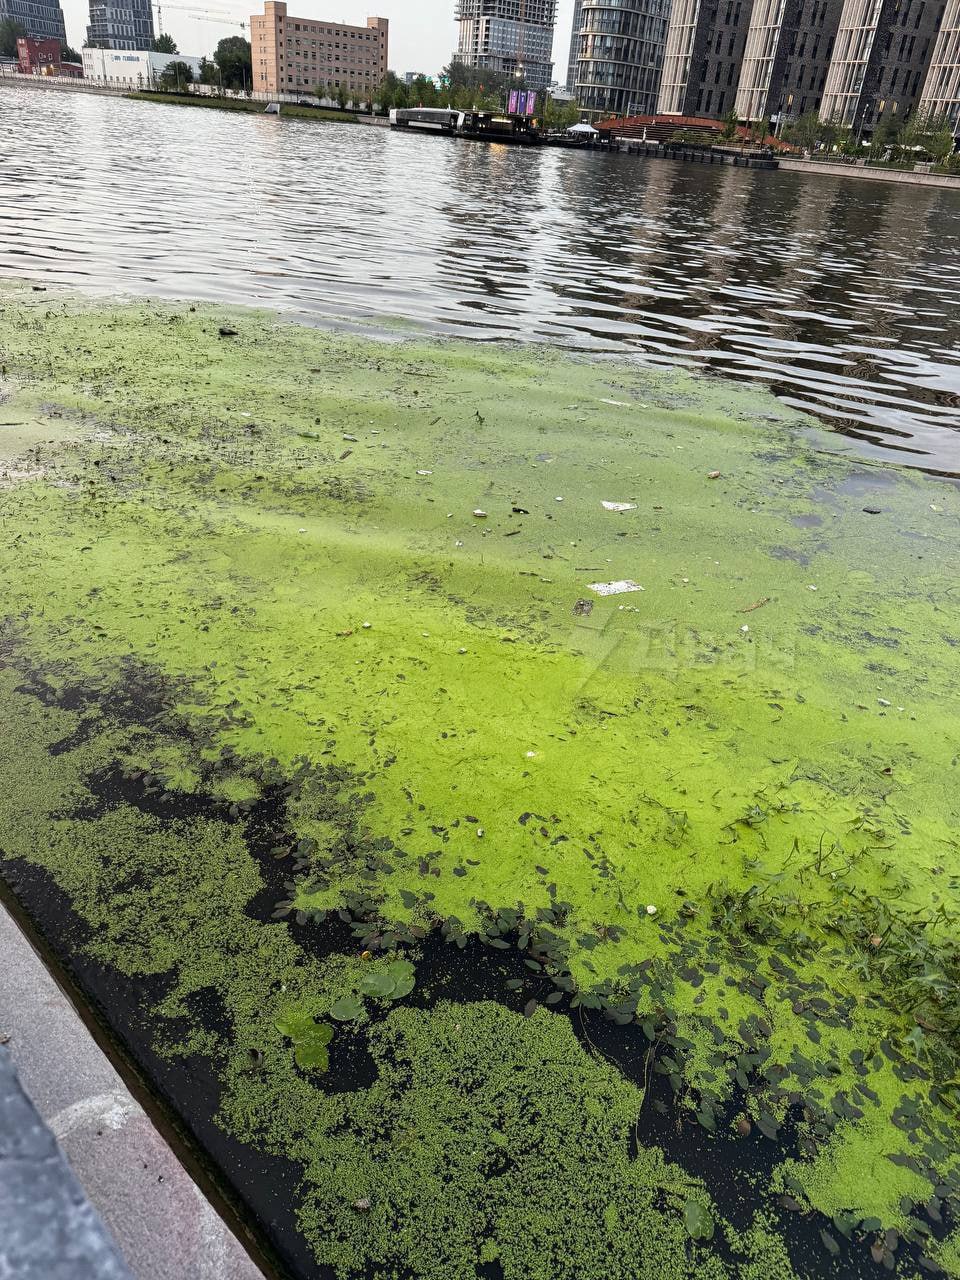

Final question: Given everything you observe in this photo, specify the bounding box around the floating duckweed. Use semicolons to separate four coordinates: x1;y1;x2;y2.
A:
2;286;960;1277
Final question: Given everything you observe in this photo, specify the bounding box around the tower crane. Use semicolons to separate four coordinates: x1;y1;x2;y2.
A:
152;2;248;35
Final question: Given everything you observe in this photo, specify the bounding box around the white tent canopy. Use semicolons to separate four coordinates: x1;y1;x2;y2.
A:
567;122;599;135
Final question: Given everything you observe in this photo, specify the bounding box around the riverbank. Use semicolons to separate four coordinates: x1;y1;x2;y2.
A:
2;282;960;1279
125;90;357;123
778;155;960;189
592;132;960;189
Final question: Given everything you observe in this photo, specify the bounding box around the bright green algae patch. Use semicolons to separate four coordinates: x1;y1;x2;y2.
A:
2;284;960;1277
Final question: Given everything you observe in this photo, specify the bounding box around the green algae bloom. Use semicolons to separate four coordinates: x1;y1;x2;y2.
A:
2;281;960;1277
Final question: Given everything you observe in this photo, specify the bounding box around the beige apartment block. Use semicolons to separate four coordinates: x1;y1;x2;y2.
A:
251;0;388;97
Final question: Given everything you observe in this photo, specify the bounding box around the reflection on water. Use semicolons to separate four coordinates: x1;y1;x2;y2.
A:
2;85;960;471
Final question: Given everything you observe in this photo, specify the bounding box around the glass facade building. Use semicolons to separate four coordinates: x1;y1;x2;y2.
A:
455;0;557;90
0;0;65;43
573;0;673;119
86;0;155;49
565;0;584;89
562;0;955;136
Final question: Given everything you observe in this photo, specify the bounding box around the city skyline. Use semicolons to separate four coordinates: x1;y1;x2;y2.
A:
54;0;576;77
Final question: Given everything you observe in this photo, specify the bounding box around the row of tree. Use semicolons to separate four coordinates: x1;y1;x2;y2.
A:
783;107;957;165
149;36;251;92
373;65;579;127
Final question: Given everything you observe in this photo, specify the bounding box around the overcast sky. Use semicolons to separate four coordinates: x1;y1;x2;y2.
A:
60;0;577;79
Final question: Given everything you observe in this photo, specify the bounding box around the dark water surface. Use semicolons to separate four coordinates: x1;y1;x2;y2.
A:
2;83;960;471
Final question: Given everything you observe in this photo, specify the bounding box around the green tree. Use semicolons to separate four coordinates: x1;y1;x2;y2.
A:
868;112;898;159
60;43;81;63
158;59;193;90
721;107;738;140
393;81;409;109
783;109;821;151
375;70;399;113
336;82;348;110
0;16;28;57
930;127;958;165
439;58;515;110
213;35;250;91
543;96;578;130
410;74;436;108
899;109;956;162
152;32;177;53
198;56;218;86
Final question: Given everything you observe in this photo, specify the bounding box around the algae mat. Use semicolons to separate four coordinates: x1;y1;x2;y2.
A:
2;283;960;1278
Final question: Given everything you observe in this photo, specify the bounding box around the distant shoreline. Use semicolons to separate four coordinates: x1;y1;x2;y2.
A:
124;90;359;125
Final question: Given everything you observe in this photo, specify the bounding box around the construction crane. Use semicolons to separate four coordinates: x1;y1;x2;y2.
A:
152;2;248;35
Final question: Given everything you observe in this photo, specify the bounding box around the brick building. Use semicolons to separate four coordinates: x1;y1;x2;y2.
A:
16;36;61;73
251;1;388;98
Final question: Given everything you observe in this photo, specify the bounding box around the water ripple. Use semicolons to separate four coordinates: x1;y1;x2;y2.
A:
2;84;960;471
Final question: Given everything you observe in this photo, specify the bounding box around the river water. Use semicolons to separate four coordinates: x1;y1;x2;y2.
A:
3;84;960;472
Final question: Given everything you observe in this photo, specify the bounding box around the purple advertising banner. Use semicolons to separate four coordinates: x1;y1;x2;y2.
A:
525;91;537;116
508;89;519;114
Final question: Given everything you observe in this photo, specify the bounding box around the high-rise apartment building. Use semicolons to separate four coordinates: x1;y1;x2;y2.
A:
565;0;584;90
819;0;941;131
568;0;956;138
454;0;557;92
735;0;844;123
918;0;960;130
1;0;65;44
251;1;388;97
657;0;753;119
86;0;154;50
573;0;672;119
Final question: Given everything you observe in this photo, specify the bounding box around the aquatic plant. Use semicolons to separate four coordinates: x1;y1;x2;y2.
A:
2;283;960;1277
275;1011;334;1071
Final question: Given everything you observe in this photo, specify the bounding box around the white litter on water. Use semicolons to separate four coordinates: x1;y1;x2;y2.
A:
601;501;637;512
588;580;644;597
417;469;433;476
600;398;631;407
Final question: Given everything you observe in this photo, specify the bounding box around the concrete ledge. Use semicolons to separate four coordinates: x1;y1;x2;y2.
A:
0;1047;132;1280
778;156;960;189
0;902;265;1280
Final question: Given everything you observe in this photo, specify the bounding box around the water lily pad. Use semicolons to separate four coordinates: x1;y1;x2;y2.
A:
294;1040;331;1070
275;1013;333;1072
360;972;398;999
386;959;416;998
683;1198;715;1241
330;995;364;1021
275;1013;315;1041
